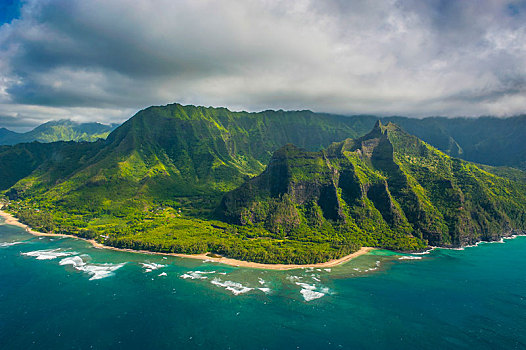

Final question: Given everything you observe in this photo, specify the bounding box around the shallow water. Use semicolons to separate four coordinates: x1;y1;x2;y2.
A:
1;218;525;349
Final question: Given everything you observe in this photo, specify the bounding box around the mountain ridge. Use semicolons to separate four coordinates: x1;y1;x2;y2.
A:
1;104;525;264
219;120;526;250
0;120;118;145
3;104;526;168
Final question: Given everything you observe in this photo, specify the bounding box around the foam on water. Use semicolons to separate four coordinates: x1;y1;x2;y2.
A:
0;241;25;247
429;235;525;253
59;255;125;280
504;235;518;240
286;275;302;282
180;270;216;280
22;248;76;260
480;238;505;244
296;282;326;301
140;262;165;272
83;263;126;280
210;278;254;295
158;272;167;277
59;255;85;267
413;249;433;255
301;289;325;301
398;256;423;260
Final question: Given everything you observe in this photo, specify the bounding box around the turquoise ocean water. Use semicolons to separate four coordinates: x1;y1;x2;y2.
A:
1;217;525;349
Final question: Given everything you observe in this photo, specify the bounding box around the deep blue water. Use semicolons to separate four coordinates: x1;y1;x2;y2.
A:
1;218;525;349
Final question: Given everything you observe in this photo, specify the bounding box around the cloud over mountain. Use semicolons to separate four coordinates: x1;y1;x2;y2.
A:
1;0;525;129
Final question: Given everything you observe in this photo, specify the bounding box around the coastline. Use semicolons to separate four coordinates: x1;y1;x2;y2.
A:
0;209;373;270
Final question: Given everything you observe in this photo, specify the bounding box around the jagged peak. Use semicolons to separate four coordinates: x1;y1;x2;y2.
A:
367;121;406;137
385;121;402;131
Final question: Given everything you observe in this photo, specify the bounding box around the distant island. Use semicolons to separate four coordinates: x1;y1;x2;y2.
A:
1;104;525;264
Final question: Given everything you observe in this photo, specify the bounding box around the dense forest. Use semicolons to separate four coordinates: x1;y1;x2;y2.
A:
2;104;526;264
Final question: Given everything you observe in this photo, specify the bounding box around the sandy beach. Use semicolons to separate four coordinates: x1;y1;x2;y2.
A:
0;209;374;270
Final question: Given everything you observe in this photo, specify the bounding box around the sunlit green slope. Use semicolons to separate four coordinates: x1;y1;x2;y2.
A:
2;105;525;264
220;121;526;248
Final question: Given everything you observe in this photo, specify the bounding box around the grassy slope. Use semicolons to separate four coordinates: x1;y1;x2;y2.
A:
2;105;526;264
383;115;526;169
2;104;378;264
220;122;526;255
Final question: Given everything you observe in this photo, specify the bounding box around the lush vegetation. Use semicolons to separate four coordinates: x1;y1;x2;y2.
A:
0;104;380;263
383;115;526;170
220;122;526;249
0;120;117;145
1;104;526;264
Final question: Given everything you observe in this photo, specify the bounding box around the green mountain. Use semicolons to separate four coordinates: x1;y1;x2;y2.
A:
3;107;526;196
0;120;118;145
1;104;377;207
220;121;526;250
383;115;526;170
1;104;526;264
0;127;18;141
0;104;380;264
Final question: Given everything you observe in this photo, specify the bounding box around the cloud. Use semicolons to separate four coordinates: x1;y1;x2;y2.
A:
0;0;525;129
0;103;132;132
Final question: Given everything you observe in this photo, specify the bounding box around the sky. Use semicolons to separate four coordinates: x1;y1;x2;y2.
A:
0;0;525;131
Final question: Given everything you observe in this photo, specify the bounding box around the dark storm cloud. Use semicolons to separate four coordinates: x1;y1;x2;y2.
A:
0;114;41;131
0;0;525;129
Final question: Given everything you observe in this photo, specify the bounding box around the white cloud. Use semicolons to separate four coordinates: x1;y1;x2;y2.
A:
0;0;525;128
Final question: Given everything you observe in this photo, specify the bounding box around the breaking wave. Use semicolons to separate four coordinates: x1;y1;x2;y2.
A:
180;270;216;280
210;278;254;295
22;248;76;260
59;255;125;280
296;282;327;301
286;275;303;282
0;241;25;247
398;256;423;260
140;262;165;272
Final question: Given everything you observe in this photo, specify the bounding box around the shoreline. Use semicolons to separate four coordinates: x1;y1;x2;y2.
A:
0;209;373;270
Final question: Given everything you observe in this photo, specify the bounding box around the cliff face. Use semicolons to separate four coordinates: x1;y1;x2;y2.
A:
220;122;526;249
0;104;376;209
3;106;526;262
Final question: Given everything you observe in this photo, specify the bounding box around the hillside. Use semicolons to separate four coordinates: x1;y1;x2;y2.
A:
2;107;525;263
384;115;526;170
220;121;526;248
0;120;118;145
3;108;526;171
0;104;380;264
0;104;377;209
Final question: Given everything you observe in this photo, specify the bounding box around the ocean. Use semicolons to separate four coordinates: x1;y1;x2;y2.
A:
1;217;525;349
